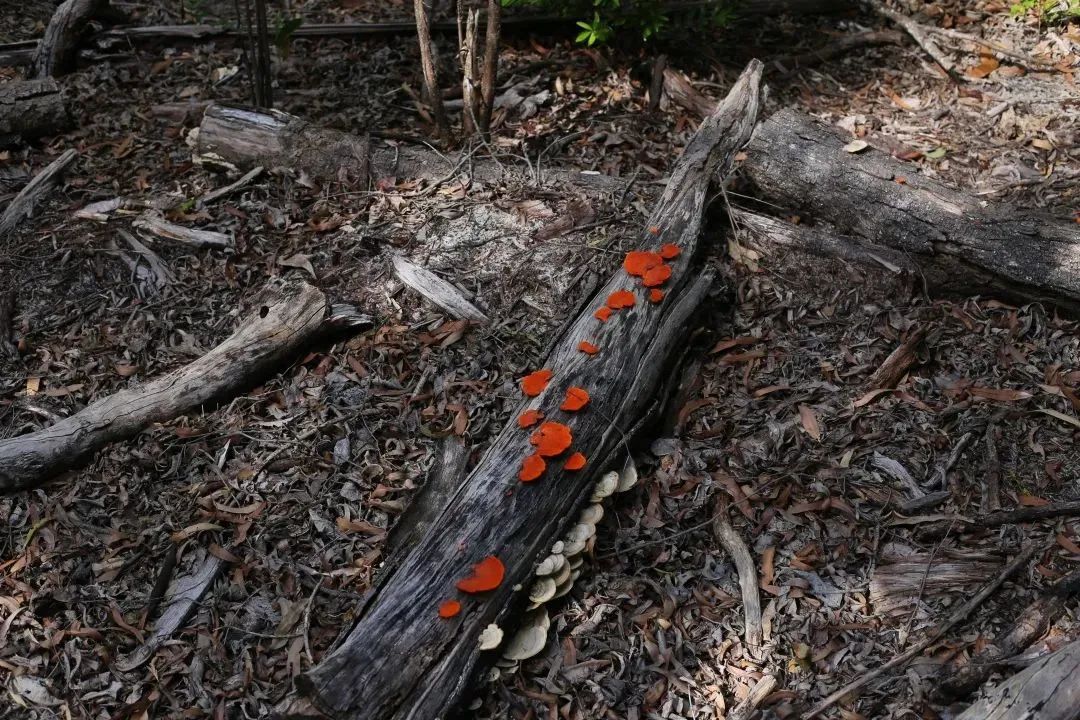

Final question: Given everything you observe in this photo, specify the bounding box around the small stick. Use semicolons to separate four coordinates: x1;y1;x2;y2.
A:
865;325;926;390
713;498;763;654
728;673;777;720
982;413;1004;513
864;0;956;77
806;541;1044;718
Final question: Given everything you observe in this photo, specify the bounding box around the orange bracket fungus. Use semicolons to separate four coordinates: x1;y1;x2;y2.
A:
438;599;462;618
564;452;587;471
519;453;546;482
520;369;553;397
578;341;599;355
517;409;544;428
624;251;664;278
659;243;680;259
560;387;590;412
530;422;573;457
642;263;672;288
593;306;612;322
648;225;661;235
456;556;505;593
648;289;665;304
606;290;636;310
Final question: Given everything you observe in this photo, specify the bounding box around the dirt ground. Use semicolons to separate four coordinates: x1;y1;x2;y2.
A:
1;1;1079;719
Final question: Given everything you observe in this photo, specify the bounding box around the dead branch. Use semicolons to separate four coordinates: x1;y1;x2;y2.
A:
955;637;1080;720
414;0;449;138
713;500;764;654
391;255;489;323
32;0;107;78
477;0;501;136
863;0;956;77
866;325;927;390
132;211;234;250
0;149;78;238
0;79;71;147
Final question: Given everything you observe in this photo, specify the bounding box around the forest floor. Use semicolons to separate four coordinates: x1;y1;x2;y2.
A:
1;1;1080;719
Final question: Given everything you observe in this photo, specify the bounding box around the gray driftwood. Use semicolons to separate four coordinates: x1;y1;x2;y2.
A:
275;60;765;720
32;0;107;78
741;108;1080;313
391;255;489;323
133;211;233;250
955;638;1080;720
0;79;71;147
0;149;77;237
0;276;371;492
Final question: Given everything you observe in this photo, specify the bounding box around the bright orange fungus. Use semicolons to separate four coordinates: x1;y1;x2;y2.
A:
624;251;664;277
438;599;461;618
594;306;612;322
560;387;590;412
517;409;544;428
578;341;600;355
519;453;546;482
648;226;661;235
659;243;680;259
649;289;665;303
607;290;636;309
521;369;553;397
564;452;587;471
456;556;505;593
642;264;672;288
530;421;573;457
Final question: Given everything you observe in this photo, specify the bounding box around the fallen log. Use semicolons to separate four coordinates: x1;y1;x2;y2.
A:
0;79;71;147
276;60;765;720
955;638;1080;720
0;276;371;492
740;108;1080;313
0;149;78;238
193;103;631;195
32;0;107;78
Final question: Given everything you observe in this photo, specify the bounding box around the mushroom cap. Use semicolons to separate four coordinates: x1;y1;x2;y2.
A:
551;540;565;555
591;471;619;501
502;626;547;661
562;536;586;556
553;575;574;599
529;577;557;604
536;553;566;577
579;504;604;525
568;555;584;570
566;522;596;543
551;561;572;586
616;456;639;492
478;623;504;651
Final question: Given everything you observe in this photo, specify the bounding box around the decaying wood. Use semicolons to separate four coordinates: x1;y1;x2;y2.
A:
864;0;955;76
32;0;107;78
193;104;632;195
713;500;763;654
0;149;78;238
870;553;1000;616
0;290;16;358
133;211;233;250
197;166;264;207
662;67;717;119
935;568;1080;701
0;276;371;492
866;325;926;390
391;255;489;323
955;638;1080;720
0;40;37;68
728;674;778;720
277;60;765;720
414;0;449;137
114;550;228;671
477;0;501;136
116;228;174;292
807;542;1043;718
0;79;71;147
741;109;1080;313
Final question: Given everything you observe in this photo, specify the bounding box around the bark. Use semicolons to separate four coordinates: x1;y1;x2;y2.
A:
193;103;633;195
0;276;371;492
413;0;449;137
276;60;765;720
477;0;501;136
0;149;78;238
0;79;71;147
955;638;1080;720
741;108;1080;313
32;0;107;78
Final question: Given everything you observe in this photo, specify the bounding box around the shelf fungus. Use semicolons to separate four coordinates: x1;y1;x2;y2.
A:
591;471;619;502
502;608;550;662
535;553;566;577
528;577;558;607
478;623;504;651
616;456;639;493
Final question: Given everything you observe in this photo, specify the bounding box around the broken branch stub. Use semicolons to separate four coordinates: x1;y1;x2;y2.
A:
279;59;765;720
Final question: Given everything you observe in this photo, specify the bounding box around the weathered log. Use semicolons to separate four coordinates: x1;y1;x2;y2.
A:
193;103;631;195
391;255;489;323
0;149;78;238
0;276;371;492
132;211;234;250
955;638;1080;720
276;60;765;720
32;0;107;78
0;79;71;147
741;108;1080;313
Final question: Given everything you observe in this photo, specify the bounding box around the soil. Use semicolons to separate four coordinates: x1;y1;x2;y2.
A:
1;1;1079;719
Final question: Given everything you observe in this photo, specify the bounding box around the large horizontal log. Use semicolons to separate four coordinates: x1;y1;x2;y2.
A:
0;79;71;147
740;108;1080;313
277;60;765;720
0;276;370;492
956;638;1080;720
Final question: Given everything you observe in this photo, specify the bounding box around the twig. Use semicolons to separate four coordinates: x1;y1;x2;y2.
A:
866;325;926;390
930;430;974;491
712;497;763;654
864;0;957;77
982;411;1005;513
198;165;264;207
925;25;1058;70
0;149;77;237
728;673;778;720
806;541;1044;717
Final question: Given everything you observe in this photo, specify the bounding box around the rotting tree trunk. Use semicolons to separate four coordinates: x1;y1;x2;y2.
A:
32;0;107;78
275;59;765;720
193;103;632;195
740;108;1080;313
0;276;370;492
0;79;71;147
413;0;449;138
955;638;1080;720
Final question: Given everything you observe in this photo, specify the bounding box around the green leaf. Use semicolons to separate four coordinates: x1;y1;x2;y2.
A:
926;147;947;159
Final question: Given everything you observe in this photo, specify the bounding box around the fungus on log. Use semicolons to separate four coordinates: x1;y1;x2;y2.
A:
739;108;1080;313
276;59;765;720
0;79;71;147
0;276;371;492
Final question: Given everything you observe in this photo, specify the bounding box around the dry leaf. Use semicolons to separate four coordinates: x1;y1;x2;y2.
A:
966;54;1000;78
799;404;822;441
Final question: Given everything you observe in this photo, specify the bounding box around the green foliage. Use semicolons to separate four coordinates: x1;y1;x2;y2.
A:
1008;0;1080;20
274;16;304;58
504;0;737;45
